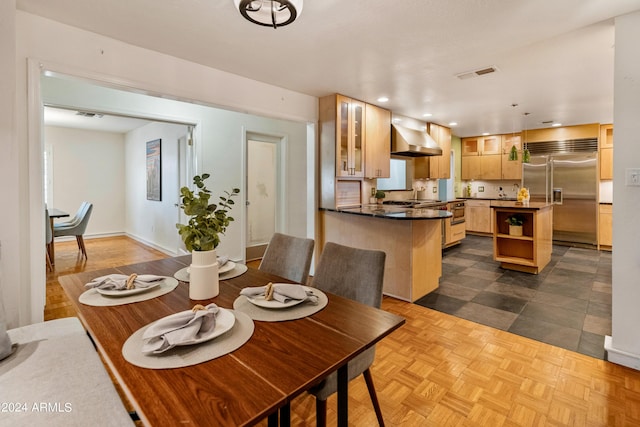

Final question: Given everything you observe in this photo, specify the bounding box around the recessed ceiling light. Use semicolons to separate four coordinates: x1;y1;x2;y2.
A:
422;113;433;117
449;122;458;126
392;118;402;123
552;123;562;127
482;132;490;136
377;97;389;103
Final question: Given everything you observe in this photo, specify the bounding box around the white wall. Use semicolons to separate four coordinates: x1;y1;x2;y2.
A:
7;9;317;327
0;0;22;326
605;10;640;369
125;121;186;254
46;126;126;236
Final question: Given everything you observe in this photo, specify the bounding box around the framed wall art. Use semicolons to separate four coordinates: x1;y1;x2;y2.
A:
146;139;162;201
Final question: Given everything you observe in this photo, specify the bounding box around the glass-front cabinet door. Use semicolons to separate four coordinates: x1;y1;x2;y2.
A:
336;95;364;177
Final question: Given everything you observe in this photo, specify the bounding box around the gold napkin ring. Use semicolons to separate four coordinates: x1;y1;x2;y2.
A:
125;273;138;290
192;304;206;312
265;282;274;301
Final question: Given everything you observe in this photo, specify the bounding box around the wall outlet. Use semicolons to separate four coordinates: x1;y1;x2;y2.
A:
479;186;485;192
433;187;437;193
371;187;376;196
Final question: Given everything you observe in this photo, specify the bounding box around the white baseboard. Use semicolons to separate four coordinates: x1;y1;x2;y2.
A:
124;233;178;257
605;335;640;371
54;232;178;257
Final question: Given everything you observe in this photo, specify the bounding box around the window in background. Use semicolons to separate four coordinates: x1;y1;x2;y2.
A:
377;158;410;190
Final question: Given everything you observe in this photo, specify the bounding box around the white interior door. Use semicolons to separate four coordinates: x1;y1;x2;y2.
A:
246;138;278;260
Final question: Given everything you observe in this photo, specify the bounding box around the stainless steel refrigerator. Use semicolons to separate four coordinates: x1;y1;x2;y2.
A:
522;152;598;245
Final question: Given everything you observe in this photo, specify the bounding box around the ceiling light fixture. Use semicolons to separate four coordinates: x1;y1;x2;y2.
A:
448;122;457;126
552;123;562;127
377;97;389;103
234;0;303;29
422;113;432;117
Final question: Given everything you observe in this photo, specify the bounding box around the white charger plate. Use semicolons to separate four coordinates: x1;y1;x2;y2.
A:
144;307;236;354
245;285;311;309
186;260;236;276
218;261;236;274
96;282;161;297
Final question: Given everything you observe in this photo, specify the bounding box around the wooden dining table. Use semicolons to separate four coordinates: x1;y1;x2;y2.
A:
59;255;405;426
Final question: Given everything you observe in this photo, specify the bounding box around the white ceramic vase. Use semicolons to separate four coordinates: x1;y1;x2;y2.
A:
189;249;219;300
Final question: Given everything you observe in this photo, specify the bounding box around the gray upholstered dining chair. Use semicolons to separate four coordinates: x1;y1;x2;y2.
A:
53;201;89;230
258;232;315;285
308;242;387;427
53;203;93;259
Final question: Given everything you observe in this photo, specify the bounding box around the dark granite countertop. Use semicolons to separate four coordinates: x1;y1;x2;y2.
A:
323;206;452;220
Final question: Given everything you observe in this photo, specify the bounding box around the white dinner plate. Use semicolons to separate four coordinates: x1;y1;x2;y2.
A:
96;282;162;297
245;285;310;309
145;308;236;351
218;261;236;274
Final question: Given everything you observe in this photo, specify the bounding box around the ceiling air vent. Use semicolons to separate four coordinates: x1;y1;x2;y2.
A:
456;66;499;80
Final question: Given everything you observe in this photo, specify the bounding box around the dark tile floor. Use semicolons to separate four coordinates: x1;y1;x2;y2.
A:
415;235;612;359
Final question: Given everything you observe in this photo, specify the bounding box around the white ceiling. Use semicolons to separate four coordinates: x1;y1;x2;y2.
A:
44;107;151;133
19;0;640;137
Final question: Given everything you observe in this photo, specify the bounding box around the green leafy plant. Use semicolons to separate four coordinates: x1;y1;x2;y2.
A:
505;214;525;226
375;190;386;200
176;173;240;252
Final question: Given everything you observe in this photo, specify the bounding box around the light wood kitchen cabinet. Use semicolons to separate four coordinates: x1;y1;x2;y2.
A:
523;123;599;144
415;123;451;179
461;152;501;180
465;199;493;234
364;103;391;179
461;135;502;180
598;203;612;250
599;124;613;180
333;94;365;178
501;133;522;180
462;135;501;156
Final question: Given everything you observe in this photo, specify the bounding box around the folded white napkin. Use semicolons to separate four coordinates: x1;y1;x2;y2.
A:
142;303;219;354
240;283;318;304
217;256;229;267
85;274;165;291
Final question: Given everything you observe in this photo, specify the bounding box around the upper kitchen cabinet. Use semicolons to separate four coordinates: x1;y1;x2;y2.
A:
365;103;391;179
461;135;502;180
501;133;522;180
523;123;599;143
415;123;451;179
599;124;613;180
320;94;365;178
461;135;501;156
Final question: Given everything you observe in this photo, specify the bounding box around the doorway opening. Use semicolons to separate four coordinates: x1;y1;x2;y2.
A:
245;133;286;261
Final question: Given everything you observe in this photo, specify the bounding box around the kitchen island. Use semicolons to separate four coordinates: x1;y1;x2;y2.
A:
491;201;553;274
319;206;451;302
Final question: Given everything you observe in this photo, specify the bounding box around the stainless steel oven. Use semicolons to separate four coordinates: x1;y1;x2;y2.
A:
449;201;466;225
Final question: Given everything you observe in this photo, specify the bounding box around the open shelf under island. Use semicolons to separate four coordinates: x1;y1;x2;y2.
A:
491;201;553;274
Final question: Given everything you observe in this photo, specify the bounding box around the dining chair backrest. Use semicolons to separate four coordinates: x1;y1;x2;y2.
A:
54;203;93;237
307;242;387;422
311;242;386;309
45;208;52;245
258;233;315;285
55;201;89;228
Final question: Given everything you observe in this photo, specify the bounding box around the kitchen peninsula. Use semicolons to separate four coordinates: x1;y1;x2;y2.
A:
319;206;451;302
491;200;553;274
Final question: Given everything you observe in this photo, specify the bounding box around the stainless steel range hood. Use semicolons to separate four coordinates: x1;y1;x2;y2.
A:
391;124;442;157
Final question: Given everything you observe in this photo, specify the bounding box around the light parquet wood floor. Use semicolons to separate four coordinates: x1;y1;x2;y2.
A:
47;237;640;426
